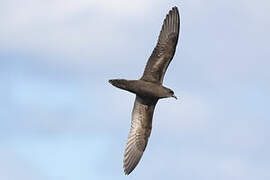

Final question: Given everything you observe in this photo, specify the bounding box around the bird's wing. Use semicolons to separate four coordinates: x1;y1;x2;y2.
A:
141;7;180;84
123;96;157;175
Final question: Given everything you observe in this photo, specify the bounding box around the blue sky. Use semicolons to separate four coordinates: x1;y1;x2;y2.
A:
1;0;270;179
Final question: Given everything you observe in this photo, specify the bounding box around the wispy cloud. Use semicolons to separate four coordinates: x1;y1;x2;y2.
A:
0;0;164;66
1;1;270;179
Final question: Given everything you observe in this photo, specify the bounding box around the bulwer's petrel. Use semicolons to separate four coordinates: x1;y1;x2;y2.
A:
109;6;180;175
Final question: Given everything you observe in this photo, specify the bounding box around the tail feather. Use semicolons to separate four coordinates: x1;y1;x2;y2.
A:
109;79;129;91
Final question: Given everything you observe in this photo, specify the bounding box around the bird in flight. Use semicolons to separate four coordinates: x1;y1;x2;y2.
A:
109;6;180;175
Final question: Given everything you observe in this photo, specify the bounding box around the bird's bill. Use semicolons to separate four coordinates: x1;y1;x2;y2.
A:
172;94;177;99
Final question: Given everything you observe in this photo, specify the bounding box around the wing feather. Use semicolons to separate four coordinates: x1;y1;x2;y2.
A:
141;7;180;84
123;96;157;175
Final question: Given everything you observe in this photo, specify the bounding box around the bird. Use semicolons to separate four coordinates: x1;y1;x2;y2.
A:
109;6;180;175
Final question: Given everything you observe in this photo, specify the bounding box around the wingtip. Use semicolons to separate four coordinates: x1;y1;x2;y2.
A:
123;159;135;175
171;6;179;14
124;169;131;175
123;163;132;175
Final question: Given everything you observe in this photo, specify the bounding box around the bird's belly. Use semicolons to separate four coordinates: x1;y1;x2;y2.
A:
131;81;162;99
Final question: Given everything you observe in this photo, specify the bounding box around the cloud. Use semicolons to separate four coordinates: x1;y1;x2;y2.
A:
1;0;269;86
0;0;163;67
1;1;270;179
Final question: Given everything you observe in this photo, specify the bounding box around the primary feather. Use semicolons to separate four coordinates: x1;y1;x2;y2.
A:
123;96;157;174
141;7;180;84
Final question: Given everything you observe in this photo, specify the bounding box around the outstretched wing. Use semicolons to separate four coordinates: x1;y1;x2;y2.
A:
141;7;180;84
123;96;157;175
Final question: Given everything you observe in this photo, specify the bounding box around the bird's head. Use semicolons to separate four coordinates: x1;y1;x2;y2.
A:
166;89;177;99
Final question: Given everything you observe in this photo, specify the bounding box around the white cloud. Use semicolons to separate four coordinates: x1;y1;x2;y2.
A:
0;0;160;66
1;0;269;69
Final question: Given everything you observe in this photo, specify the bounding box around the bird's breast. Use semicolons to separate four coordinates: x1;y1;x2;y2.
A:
128;80;164;100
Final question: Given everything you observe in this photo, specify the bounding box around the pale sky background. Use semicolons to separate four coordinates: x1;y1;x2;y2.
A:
1;0;270;179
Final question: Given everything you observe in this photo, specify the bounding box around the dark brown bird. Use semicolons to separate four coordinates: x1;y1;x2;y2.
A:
109;6;180;175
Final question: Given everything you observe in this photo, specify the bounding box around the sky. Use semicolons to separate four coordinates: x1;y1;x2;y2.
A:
1;0;270;179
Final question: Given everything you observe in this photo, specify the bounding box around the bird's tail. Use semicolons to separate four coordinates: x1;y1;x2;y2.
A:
109;79;130;91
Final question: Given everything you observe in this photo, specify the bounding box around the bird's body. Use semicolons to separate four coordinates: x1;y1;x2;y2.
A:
109;79;174;100
109;7;180;175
